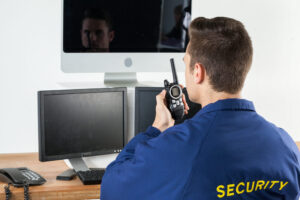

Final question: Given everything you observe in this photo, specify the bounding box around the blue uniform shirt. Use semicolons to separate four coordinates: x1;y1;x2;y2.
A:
101;98;300;200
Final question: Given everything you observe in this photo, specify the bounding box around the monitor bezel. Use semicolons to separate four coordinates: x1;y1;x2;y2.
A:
134;87;163;135
38;87;127;162
60;0;192;73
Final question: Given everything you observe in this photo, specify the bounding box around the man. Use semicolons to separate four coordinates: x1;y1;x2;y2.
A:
80;9;115;52
162;5;184;47
100;17;300;199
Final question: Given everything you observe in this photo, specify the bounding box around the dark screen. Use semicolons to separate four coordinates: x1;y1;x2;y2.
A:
136;90;159;134
171;87;180;97
63;0;192;52
135;87;202;135
43;92;124;156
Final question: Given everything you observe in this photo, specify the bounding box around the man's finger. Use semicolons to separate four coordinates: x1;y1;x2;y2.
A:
182;93;190;110
184;110;188;115
156;90;166;104
178;85;190;110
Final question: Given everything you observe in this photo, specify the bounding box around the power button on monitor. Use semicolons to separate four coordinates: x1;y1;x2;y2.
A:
124;58;133;67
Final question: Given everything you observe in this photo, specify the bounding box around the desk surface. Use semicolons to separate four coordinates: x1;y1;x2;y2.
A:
0;153;100;200
1;143;300;199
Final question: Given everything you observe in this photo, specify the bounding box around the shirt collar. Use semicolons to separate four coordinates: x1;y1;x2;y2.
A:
195;98;255;117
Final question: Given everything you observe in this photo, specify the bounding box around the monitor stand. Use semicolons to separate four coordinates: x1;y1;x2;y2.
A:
69;158;89;172
56;158;89;180
104;72;137;86
103;72;162;87
58;72;162;88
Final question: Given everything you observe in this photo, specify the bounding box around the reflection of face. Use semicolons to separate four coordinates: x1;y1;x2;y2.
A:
81;18;114;52
174;12;182;24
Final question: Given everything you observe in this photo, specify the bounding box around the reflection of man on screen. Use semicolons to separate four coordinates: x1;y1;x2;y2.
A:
80;9;115;52
163;5;184;43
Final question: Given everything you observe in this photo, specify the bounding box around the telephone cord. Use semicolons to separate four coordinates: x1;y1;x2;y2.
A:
4;183;11;200
3;182;30;200
23;182;30;200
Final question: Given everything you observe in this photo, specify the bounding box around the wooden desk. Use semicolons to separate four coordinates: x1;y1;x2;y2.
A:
0;153;100;200
1;143;300;199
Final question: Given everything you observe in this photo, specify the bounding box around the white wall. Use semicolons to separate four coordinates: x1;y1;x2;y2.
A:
0;0;299;158
193;0;300;141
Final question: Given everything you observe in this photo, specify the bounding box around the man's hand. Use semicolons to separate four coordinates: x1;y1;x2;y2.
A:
152;87;190;132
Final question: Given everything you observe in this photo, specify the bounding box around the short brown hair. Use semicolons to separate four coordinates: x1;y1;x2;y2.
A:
188;17;253;94
82;8;113;31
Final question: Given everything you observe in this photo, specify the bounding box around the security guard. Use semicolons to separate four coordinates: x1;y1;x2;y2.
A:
100;17;300;200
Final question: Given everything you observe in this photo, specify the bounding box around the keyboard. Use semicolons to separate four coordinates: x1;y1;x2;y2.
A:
76;168;105;185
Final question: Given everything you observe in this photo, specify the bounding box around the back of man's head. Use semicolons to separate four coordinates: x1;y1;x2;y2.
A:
188;17;253;94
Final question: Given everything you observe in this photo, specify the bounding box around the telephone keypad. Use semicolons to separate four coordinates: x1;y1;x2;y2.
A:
21;171;41;181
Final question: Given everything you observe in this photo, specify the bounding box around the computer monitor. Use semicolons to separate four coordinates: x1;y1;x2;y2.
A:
38;88;127;172
61;0;193;77
134;87;201;135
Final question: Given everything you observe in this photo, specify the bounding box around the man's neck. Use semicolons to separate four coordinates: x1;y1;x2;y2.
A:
200;91;242;108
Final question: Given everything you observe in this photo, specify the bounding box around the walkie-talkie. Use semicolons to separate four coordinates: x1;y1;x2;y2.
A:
164;58;185;120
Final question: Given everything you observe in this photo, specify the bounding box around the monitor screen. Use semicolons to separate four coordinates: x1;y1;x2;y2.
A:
135;87;201;135
61;0;193;73
38;88;127;161
63;0;192;53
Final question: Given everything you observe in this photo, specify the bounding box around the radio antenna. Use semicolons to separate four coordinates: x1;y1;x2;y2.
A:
170;58;178;84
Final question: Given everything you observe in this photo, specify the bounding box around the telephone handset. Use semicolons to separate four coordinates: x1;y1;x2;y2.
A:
0;167;46;200
0;167;46;187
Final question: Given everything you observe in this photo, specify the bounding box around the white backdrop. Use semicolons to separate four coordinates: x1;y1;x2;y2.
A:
0;0;299;165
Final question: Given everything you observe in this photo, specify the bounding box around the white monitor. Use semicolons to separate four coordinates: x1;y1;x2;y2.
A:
61;0;192;82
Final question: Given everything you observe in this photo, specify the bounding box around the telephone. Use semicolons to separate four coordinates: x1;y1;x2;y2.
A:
0;167;46;187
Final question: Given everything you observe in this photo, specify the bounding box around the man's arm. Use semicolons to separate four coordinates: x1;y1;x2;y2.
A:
100;125;193;200
100;90;190;200
107;126;161;169
112;89;189;164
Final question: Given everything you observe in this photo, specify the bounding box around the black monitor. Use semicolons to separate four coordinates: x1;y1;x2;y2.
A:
63;0;192;53
38;88;127;172
135;87;202;135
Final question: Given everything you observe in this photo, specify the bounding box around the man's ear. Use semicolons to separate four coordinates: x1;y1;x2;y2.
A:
109;31;115;42
193;63;205;84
